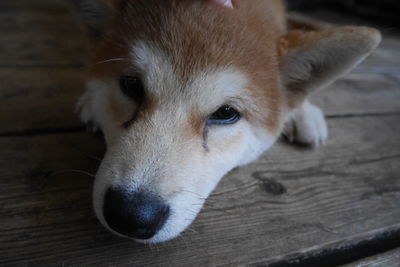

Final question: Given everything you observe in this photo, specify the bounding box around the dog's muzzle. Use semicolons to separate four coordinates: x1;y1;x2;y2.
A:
103;188;170;240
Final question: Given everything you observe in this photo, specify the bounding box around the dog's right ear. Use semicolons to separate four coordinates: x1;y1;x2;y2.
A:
67;0;122;39
278;27;381;108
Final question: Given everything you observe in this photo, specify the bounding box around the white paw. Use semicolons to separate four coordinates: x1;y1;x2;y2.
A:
283;101;328;147
76;90;99;132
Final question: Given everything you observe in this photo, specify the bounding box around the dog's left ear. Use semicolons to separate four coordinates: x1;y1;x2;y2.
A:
67;0;124;39
279;26;381;106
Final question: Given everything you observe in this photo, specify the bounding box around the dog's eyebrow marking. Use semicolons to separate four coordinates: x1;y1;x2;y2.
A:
122;110;140;129
121;102;145;129
202;125;210;152
121;96;158;129
120;78;148;129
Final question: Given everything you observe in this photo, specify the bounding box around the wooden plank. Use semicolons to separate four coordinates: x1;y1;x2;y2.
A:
0;0;399;265
0;29;87;67
1;115;399;266
358;35;400;74
0;68;85;134
310;72;400;117
0;0;87;67
343;248;400;267
0;0;71;11
0;0;74;28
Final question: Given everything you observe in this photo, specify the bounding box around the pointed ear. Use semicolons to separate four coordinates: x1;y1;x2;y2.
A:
279;26;381;107
207;0;234;8
67;0;123;39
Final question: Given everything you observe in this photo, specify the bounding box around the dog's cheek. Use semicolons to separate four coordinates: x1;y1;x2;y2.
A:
207;124;244;151
206;123;249;166
207;121;278;168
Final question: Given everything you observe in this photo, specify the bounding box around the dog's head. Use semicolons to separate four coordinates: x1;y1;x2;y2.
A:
73;0;380;243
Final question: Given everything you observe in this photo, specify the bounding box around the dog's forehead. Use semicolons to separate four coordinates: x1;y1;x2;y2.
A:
111;0;279;78
94;0;281;92
131;41;248;104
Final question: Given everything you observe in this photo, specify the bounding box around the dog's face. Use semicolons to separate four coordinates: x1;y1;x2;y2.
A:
75;0;380;243
90;62;279;243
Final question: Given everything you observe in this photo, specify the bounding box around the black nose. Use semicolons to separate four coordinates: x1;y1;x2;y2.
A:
103;188;170;240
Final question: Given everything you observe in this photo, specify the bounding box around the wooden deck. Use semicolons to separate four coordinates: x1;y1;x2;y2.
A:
1;1;400;266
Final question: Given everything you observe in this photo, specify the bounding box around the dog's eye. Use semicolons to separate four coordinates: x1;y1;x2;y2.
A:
208;105;240;125
119;76;145;101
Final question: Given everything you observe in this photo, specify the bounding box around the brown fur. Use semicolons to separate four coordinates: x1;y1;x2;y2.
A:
89;0;289;134
86;0;380;138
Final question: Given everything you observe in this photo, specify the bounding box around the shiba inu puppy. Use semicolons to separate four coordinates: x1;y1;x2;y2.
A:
72;0;381;243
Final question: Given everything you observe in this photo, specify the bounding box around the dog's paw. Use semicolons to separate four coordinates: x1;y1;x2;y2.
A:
76;90;99;133
283;101;328;147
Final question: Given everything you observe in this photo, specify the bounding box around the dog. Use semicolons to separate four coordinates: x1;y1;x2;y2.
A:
71;0;381;243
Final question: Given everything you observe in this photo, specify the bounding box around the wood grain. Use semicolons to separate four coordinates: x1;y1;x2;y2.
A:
343;248;400;267
0;68;85;134
1;116;399;266
359;35;400;74
0;0;87;67
310;72;400;117
1;0;400;266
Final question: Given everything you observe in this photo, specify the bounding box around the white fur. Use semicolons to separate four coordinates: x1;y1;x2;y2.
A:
283;101;328;147
77;80;102;131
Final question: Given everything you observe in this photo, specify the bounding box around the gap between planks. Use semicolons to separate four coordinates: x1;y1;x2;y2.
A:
254;227;400;267
0;113;399;138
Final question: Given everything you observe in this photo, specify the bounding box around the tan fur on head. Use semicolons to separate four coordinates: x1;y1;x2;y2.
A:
75;0;381;243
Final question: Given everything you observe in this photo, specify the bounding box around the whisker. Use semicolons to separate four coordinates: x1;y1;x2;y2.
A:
148;243;160;253
86;155;102;162
180;189;207;200
49;169;96;178
172;233;191;249
185;227;199;234
191;203;204;206
93;58;130;65
184;208;199;215
147;243;154;252
70;147;103;163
